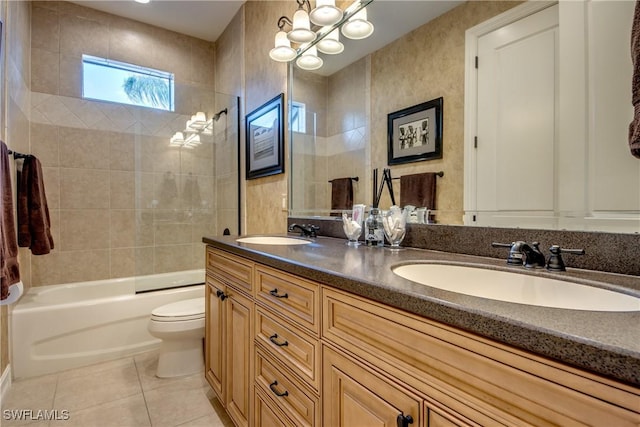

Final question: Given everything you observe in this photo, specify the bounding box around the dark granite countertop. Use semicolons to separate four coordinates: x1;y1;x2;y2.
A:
203;234;640;387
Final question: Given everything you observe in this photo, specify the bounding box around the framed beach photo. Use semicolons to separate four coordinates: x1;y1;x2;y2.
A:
387;97;443;165
245;93;284;180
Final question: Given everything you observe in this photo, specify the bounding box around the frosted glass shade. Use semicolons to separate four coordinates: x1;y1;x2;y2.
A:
288;9;316;43
309;0;343;26
341;7;374;40
296;46;323;70
317;28;344;55
270;31;297;62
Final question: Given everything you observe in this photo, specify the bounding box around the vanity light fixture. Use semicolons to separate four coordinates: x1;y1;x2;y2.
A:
269;0;373;70
134;0;150;4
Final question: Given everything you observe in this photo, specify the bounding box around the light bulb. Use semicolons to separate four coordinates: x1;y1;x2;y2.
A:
309;0;343;26
341;7;374;40
288;9;316;43
269;30;297;62
317;27;344;55
296;45;323;71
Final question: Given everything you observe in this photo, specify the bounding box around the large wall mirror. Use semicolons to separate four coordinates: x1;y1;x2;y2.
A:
289;0;640;234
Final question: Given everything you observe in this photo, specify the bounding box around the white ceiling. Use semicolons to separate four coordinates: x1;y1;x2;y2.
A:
68;0;246;42
68;0;463;75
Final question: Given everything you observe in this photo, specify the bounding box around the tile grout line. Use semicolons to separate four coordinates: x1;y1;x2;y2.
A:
133;355;154;427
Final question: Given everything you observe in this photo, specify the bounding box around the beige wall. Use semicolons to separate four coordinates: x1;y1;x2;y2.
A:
370;1;521;224
243;1;289;234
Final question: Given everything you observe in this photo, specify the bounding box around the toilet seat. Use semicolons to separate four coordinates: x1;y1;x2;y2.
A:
150;298;205;322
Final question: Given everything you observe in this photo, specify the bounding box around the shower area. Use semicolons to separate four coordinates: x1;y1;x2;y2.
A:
27;90;240;291
15;2;242;293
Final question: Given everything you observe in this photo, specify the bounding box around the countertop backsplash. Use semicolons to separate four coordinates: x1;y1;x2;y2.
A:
288;217;640;277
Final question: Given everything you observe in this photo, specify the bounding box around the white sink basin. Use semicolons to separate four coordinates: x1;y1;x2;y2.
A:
236;236;312;245
392;263;640;312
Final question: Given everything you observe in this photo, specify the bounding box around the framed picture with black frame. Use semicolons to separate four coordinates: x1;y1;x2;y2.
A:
387;97;443;165
245;93;284;180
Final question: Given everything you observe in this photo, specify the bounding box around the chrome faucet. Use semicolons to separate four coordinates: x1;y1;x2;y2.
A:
288;223;319;238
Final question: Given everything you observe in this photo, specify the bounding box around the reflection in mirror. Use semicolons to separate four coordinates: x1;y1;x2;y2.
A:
289;0;640;234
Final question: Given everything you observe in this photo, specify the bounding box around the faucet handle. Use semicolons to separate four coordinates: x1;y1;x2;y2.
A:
492;241;525;266
546;245;585;271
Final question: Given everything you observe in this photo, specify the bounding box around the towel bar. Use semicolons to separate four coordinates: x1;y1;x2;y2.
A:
328;177;359;183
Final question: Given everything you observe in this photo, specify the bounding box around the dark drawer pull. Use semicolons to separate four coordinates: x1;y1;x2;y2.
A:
269;381;288;397
269;288;288;299
269;334;289;347
216;290;228;301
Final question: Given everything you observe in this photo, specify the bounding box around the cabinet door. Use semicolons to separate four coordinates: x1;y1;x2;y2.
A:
255;387;295;427
205;277;225;401
323;346;422;427
225;288;253;427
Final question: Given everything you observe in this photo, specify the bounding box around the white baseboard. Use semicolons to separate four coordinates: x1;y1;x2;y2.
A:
1;364;11;403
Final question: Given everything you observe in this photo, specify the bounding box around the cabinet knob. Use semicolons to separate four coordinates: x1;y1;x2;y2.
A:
216;290;228;301
269;380;289;397
396;414;414;427
269;288;289;299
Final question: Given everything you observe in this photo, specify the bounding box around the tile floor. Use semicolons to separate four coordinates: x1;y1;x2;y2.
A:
1;351;234;427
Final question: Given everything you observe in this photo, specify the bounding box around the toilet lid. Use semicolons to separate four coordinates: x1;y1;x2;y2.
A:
151;298;205;321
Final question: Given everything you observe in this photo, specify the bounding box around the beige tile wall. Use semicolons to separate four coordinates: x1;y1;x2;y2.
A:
28;1;221;286
291;57;369;214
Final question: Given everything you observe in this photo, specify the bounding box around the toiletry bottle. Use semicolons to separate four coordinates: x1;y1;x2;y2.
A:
365;207;384;247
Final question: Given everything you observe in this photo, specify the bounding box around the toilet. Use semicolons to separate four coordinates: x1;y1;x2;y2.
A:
147;297;206;378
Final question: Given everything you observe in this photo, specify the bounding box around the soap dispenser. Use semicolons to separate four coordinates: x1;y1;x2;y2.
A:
365;207;384;247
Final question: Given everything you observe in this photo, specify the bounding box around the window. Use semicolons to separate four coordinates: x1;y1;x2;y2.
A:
82;55;174;111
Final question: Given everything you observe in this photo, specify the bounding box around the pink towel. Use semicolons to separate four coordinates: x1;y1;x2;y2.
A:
17;155;54;255
0;141;21;300
629;0;640;158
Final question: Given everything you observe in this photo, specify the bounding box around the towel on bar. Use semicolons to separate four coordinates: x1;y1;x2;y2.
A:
629;0;640;158
1;141;21;300
400;172;437;209
17;155;54;255
330;178;354;215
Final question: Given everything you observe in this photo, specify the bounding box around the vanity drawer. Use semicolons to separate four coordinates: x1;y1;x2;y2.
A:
255;306;320;391
255;266;319;335
255;346;319;427
206;247;253;294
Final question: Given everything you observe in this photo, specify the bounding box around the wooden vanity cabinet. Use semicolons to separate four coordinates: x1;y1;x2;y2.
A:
322;287;640;427
205;248;254;427
204;245;640;427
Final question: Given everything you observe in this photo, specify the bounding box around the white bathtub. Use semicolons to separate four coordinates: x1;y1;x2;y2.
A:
11;270;205;379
